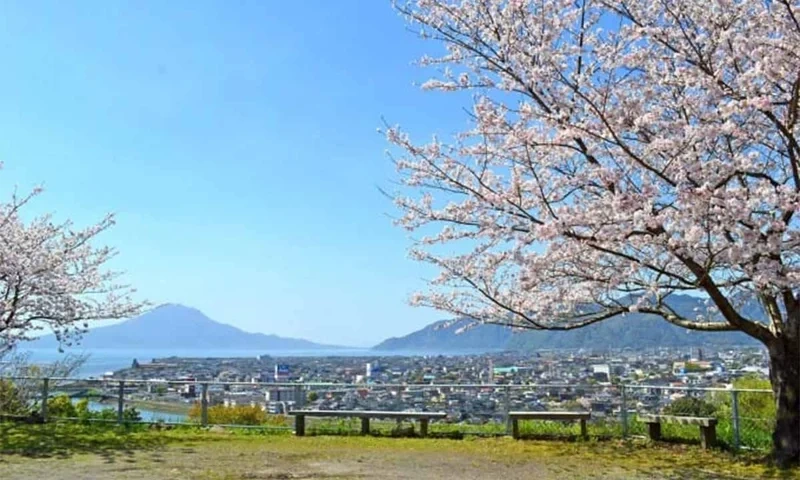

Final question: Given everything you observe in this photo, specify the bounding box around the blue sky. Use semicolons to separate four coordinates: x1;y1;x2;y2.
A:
0;0;470;347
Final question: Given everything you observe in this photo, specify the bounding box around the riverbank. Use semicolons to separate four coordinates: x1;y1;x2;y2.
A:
125;399;192;416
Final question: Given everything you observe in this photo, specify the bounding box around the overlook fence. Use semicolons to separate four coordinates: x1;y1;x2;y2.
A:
0;376;775;451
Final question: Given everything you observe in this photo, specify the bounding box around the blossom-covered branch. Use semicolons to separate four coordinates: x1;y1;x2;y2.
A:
390;0;799;336
0;173;144;352
389;0;800;463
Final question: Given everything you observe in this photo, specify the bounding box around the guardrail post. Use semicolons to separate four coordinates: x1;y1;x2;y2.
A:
40;378;49;422
621;384;628;438
117;380;125;424
201;383;209;426
294;384;305;409
731;389;741;450
504;385;512;435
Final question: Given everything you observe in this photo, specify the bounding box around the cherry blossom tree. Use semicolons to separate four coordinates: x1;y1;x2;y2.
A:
389;0;800;465
0;173;143;354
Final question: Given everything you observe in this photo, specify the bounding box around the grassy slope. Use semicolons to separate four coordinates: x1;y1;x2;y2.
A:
1;422;795;479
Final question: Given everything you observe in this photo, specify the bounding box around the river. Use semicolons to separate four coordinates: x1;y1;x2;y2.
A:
86;401;188;423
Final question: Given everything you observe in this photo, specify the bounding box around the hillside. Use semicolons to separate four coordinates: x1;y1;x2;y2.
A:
30;304;343;350
374;319;512;351
373;295;761;352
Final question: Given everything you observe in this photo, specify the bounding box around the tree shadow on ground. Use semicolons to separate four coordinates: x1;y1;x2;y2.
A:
0;422;174;464
546;439;798;480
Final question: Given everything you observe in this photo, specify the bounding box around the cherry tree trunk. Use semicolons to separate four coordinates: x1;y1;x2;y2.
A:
768;337;800;467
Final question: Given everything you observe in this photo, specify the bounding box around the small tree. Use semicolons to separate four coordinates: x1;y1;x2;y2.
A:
715;376;776;421
0;170;142;353
390;0;800;465
0;379;27;416
0;350;89;408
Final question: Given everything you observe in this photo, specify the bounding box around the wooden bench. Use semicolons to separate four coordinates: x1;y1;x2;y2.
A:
638;414;718;449
288;410;447;437
508;411;591;439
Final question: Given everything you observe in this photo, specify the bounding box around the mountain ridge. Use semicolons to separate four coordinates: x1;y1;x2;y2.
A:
373;294;762;352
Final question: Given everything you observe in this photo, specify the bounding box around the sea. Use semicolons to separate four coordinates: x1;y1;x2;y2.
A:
15;347;489;378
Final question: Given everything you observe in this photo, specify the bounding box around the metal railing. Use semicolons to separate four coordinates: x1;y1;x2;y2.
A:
0;376;775;450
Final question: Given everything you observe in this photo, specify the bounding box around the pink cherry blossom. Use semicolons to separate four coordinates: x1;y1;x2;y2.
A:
0;171;144;353
389;0;800;463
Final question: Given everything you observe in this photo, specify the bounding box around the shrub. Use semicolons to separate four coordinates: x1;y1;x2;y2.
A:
713;376;775;420
47;395;78;418
83;405;142;423
0;379;29;416
663;396;717;417
46;395;141;423
188;403;286;426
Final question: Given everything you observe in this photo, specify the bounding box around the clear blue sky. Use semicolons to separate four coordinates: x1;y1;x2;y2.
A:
0;0;469;347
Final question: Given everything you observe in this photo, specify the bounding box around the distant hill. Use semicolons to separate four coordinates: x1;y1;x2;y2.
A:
373;294;761;352
374;319;513;351
30;304;344;350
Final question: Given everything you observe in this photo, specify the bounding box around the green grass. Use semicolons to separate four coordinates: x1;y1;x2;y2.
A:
300;416;775;453
625;418;774;451
0;421;796;479
0;421;188;458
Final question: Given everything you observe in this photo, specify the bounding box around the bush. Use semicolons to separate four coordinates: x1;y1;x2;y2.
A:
713;376;775;419
0;379;29;416
83;405;142;424
188;403;286;426
47;395;78;418
46;395;141;423
663;396;717;417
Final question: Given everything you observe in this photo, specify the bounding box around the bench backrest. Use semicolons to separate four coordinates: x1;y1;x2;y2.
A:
638;414;717;427
508;411;591;420
288;410;447;419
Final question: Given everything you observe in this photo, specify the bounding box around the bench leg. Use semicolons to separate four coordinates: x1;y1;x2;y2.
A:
419;419;429;437
700;425;716;449
647;422;661;441
512;418;520;439
295;415;305;437
580;419;587;439
361;417;370;435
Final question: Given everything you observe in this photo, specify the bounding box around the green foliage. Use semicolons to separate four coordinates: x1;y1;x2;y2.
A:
663;396;717;417
85;405;142;423
307;391;319;402
188;403;286;426
0;379;29;416
708;376;775;451
46;395;141;423
47;395;78;418
724;376;775;419
684;362;710;373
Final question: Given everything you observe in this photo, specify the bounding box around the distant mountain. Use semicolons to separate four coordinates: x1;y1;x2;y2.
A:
30;304;344;350
374;319;513;351
373;294;761;352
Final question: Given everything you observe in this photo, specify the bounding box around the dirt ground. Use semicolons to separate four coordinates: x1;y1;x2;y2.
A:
0;441;656;480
